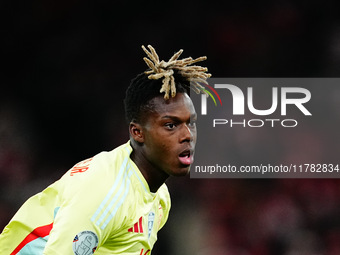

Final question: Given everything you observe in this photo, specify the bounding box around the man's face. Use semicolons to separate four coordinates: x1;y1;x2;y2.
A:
141;93;197;177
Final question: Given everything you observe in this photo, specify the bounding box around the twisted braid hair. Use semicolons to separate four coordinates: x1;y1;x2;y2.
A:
124;45;211;124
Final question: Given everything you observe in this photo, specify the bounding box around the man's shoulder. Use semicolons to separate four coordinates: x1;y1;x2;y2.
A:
59;141;132;191
157;184;171;208
95;140;131;161
96;140;128;157
73;141;132;175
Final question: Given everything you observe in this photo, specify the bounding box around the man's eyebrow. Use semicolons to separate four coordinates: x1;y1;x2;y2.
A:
161;115;181;121
161;113;197;121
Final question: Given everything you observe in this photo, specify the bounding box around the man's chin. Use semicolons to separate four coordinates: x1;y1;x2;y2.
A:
172;165;191;176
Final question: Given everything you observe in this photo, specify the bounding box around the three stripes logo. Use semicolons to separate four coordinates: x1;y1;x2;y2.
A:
128;216;143;233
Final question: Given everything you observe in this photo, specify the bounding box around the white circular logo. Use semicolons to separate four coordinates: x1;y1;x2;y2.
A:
72;231;99;255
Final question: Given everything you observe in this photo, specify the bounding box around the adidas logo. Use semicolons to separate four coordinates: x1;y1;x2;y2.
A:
128;216;143;233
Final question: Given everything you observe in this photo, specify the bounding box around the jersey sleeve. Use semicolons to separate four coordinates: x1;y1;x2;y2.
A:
0;184;59;255
43;153;124;255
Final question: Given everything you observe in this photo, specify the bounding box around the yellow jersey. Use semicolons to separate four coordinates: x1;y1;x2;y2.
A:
0;141;171;255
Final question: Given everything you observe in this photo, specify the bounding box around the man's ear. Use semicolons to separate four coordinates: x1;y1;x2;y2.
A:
129;122;144;143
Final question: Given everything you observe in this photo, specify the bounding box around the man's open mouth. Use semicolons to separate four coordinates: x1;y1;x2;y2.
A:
178;150;194;165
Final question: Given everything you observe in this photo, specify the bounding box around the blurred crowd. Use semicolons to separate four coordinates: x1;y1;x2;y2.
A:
1;0;340;254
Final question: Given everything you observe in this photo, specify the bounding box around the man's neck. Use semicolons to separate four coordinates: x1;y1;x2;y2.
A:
130;143;169;193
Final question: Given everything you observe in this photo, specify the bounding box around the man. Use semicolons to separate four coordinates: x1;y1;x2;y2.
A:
0;45;211;254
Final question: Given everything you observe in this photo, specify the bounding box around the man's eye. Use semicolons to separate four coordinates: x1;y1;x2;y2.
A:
165;123;176;129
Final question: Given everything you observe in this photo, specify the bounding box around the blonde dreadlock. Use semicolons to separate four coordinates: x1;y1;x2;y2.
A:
141;45;211;99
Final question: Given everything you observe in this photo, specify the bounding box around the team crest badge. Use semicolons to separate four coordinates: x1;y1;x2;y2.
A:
72;230;98;255
148;211;155;239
